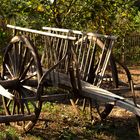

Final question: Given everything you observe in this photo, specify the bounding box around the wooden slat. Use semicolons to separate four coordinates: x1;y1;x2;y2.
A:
0;114;36;123
41;94;69;102
0;85;14;100
7;24;76;41
42;26;117;39
14;93;69;102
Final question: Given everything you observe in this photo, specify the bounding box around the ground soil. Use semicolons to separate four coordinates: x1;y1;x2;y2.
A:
26;102;140;140
1;67;140;139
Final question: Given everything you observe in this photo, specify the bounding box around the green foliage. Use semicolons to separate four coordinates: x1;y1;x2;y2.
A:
133;11;140;32
0;126;19;140
0;0;139;34
0;0;140;63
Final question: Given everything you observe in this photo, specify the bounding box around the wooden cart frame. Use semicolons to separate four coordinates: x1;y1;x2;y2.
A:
0;24;140;134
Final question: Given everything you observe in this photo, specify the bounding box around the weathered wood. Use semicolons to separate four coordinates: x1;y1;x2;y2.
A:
0;79;19;89
109;84;140;93
45;71;140;116
0;114;36;123
41;94;69;102
12;93;69;102
42;26;117;39
0;85;14;100
5;25;140;126
81;81;140;116
7;24;76;41
70;99;79;114
1;35;43;132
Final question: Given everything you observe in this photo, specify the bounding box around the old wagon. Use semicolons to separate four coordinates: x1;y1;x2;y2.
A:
0;24;140;135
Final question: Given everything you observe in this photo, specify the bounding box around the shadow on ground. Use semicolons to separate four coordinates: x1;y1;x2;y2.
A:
27;105;140;140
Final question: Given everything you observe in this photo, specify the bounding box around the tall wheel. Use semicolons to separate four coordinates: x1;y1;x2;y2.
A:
1;35;43;132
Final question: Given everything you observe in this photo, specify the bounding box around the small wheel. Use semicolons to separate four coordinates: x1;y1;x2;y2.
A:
1;35;43;132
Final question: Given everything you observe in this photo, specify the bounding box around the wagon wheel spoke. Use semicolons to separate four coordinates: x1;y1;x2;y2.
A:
10;43;20;76
5;64;14;78
12;91;18;115
2;35;43;132
70;97;112;122
21;73;37;85
20;57;34;80
7;99;12;108
5;44;24;77
20;86;37;102
95;101;114;120
13;43;18;75
19;47;28;76
15;86;33;115
7;52;15;76
17;41;23;72
12;101;16;115
20;87;37;111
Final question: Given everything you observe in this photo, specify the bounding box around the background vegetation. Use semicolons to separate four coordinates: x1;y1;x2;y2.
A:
0;0;140;60
1;0;140;64
0;0;139;33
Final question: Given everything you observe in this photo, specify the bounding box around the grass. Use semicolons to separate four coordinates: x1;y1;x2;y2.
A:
30;102;140;139
0;101;139;140
0;126;20;140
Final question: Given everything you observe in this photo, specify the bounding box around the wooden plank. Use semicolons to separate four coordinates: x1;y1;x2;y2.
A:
0;85;14;100
80;81;140;116
0;114;36;123
41;94;69;102
7;24;76;41
14;93;69;102
45;71;140;116
42;26;117;39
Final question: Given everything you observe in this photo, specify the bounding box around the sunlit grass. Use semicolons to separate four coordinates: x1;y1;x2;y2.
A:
0;126;19;140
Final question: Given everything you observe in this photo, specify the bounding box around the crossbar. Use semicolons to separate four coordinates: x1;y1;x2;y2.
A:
42;26;117;40
7;24;76;41
0;114;36;123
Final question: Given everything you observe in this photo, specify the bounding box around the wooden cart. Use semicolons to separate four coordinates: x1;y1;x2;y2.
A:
0;24;140;135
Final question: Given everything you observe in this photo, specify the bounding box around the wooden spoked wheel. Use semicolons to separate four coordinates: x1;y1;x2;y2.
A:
70;37;117;121
1;35;43;132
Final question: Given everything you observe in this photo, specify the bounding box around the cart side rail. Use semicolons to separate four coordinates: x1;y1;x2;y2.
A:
42;26;117;40
7;24;76;41
42;26;117;87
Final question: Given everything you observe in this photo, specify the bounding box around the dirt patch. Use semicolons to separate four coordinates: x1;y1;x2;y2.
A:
25;101;139;140
0;99;139;139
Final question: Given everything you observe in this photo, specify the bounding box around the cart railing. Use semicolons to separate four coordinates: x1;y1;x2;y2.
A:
42;26;117;88
7;24;117;89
